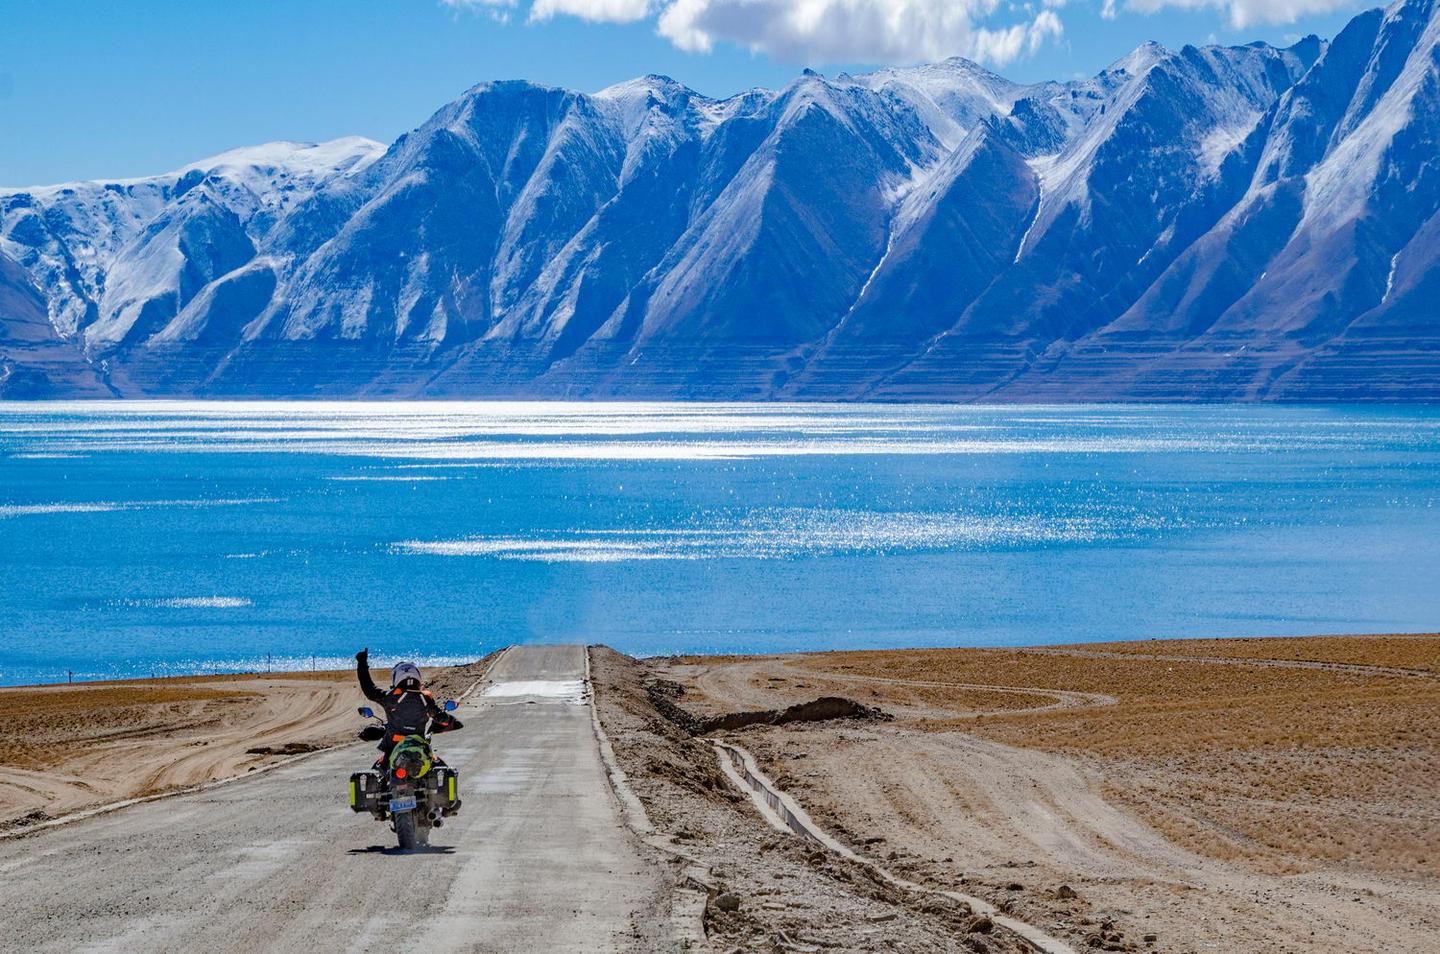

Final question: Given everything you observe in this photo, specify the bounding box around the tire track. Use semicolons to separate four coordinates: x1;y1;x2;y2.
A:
1022;647;1438;679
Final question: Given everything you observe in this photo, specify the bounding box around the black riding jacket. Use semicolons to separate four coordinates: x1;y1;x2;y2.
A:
356;660;455;737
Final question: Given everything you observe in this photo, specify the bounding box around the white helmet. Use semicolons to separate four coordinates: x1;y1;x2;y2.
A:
390;661;422;688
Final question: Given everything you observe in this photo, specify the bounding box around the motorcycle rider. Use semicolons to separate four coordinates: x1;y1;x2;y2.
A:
354;648;461;767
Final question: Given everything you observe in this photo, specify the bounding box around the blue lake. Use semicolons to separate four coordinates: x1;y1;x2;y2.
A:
1;402;1437;686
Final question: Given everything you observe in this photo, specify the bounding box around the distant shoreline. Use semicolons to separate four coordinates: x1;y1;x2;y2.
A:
9;630;1439;690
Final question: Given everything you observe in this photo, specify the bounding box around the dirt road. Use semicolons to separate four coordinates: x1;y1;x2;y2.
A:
0;645;671;953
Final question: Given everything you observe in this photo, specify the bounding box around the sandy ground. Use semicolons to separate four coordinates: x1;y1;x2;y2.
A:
637;635;1440;954
0;660;493;830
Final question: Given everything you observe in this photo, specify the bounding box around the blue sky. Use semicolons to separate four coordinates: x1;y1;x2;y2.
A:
1;0;1379;186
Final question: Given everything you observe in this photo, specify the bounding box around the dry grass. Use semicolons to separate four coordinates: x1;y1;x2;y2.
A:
188;669;356;683
751;639;1440;877
8;668;355;690
0;684;258;714
1065;633;1440;673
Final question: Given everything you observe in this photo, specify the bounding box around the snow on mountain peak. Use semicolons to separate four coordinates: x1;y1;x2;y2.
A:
5;2;1440;401
1106;41;1170;79
177;137;385;181
846;58;1021;148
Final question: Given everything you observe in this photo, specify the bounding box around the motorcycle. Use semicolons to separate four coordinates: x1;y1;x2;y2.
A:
347;699;463;850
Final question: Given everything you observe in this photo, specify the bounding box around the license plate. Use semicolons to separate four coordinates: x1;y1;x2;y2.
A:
388;795;417;813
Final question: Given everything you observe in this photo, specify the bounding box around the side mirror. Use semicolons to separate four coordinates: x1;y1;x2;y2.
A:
443;700;458;712
358;706;375;719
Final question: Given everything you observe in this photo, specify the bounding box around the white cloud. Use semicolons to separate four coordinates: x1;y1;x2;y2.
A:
1120;0;1365;29
656;0;1065;66
442;0;520;22
530;0;653;22
971;10;1065;65
443;0;1065;66
444;0;1372;67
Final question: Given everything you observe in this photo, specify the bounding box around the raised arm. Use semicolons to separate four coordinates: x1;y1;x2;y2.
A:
355;648;386;703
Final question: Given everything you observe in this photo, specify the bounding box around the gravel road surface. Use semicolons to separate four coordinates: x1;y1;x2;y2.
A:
1;645;666;953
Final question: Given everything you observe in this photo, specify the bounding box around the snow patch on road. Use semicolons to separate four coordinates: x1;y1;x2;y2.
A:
483;679;588;703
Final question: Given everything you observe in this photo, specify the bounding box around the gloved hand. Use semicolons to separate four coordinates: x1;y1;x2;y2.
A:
355;648;368;663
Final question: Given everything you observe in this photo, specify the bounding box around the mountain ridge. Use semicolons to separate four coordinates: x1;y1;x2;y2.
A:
2;0;1437;401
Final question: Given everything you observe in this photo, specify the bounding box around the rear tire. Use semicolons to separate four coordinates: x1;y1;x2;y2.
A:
395;812;418;851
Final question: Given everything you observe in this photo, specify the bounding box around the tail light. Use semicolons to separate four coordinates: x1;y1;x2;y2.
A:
395;767;408;779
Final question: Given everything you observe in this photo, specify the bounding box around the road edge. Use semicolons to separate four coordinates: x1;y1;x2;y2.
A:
586;645;713;952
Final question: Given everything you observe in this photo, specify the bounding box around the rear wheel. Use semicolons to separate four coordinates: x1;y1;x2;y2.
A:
395;812;418;851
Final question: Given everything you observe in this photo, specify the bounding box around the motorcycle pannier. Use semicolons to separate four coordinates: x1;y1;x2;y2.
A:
348;771;381;813
432;765;459;810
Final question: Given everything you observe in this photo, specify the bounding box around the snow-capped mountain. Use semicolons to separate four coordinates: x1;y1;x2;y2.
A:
2;0;1438;400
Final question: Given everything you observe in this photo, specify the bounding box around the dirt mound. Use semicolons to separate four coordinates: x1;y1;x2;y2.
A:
0;808;51;833
702;696;893;733
645;678;891;735
245;741;329;756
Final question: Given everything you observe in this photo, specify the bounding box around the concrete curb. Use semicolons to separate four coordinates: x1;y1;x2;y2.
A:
1;650;508;843
586;646;714;952
585;646;655;836
713;740;1082;954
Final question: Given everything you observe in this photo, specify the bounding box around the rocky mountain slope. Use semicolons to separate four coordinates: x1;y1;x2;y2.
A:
2;0;1437;400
